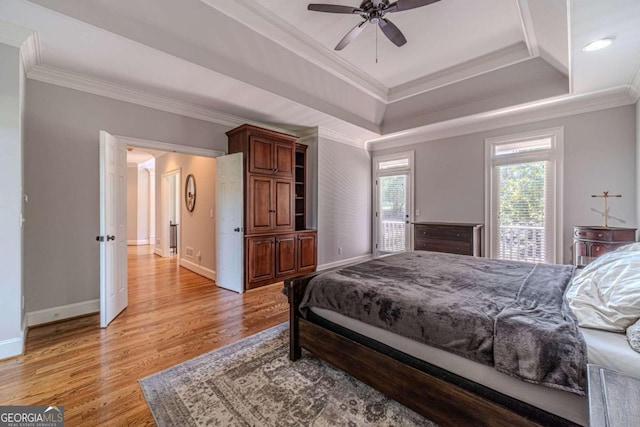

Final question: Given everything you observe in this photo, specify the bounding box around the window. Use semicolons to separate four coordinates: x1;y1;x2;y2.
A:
485;128;563;264
372;152;414;257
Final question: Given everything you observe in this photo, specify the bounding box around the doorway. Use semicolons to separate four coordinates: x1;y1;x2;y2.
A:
99;133;224;328
162;169;181;258
372;152;414;258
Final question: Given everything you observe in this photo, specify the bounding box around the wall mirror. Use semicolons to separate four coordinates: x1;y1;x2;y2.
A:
185;174;196;212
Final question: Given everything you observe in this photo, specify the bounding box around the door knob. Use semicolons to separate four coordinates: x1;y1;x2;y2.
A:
107;235;116;241
234;227;241;232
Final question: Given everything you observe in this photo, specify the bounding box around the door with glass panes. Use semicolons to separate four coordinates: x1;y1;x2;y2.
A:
373;153;413;257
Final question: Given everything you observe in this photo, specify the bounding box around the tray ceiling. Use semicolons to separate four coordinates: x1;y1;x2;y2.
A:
0;0;638;146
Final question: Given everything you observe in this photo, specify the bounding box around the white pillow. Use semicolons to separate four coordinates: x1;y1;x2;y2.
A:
566;250;640;332
615;242;640;252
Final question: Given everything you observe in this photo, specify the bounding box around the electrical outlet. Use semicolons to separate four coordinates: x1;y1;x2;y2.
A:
210;209;214;218
416;209;421;216
197;251;201;260
338;247;343;255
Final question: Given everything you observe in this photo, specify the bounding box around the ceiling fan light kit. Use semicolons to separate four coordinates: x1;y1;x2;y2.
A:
308;0;440;51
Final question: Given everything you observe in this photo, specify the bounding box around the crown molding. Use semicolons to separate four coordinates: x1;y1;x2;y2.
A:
200;0;388;102
629;57;640;102
20;33;41;74
26;65;297;135
367;86;636;151
318;127;365;149
296;127;319;142
516;0;540;57
203;0;537;105
388;43;531;102
0;19;33;48
26;64;368;151
28;65;245;127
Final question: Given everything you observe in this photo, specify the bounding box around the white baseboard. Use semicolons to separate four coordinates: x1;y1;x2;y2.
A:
154;247;164;257
180;258;216;281
317;253;373;272
127;239;150;246
26;299;99;327
0;336;23;360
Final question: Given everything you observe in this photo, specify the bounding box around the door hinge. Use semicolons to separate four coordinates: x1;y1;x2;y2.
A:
96;235;105;242
375;243;378;249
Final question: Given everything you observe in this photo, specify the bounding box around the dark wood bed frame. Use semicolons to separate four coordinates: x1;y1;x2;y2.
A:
285;273;581;427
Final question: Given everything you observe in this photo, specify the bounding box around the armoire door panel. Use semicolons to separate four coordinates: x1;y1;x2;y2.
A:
247;236;275;284
248;175;273;234
298;232;317;274
274;142;294;177
276;234;297;277
274;179;294;231
249;137;274;175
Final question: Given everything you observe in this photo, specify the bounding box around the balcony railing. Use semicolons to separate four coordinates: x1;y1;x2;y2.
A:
381;220;406;252
498;224;546;263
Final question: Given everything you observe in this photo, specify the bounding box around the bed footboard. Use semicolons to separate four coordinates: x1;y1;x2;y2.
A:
285;273;318;361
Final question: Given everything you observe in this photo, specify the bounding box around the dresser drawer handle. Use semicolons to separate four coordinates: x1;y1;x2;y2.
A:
456;234;460;237
597;233;603;238
595;247;600;252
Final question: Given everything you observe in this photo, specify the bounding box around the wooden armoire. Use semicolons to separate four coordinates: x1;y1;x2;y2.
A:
226;124;317;290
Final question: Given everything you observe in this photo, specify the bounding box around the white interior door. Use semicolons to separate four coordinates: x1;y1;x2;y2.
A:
216;153;244;293
99;131;128;327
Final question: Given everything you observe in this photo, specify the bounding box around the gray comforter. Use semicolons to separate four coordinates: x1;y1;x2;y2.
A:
299;251;586;395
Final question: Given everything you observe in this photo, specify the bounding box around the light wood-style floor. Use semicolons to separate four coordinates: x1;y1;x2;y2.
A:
0;246;289;426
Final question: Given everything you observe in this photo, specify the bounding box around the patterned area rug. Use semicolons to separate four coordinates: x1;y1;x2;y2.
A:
140;323;436;426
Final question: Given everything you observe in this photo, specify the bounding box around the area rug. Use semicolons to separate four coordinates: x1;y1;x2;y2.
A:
140;323;436;426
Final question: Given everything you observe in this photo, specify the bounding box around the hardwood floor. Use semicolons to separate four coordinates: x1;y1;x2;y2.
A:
0;246;289;426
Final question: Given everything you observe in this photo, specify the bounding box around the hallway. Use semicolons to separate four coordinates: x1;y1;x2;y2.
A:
0;247;288;425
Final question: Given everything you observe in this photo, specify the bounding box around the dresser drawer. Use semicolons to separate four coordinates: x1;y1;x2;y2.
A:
415;239;473;255
574;228;636;242
574;228;612;241
415;226;471;242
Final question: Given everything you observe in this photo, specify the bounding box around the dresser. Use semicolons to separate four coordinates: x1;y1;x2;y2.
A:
227;124;317;290
413;222;483;257
573;226;636;267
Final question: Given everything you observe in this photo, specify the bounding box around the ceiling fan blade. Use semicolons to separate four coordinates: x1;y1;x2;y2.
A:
378;18;407;47
308;4;362;14
386;0;440;13
335;20;367;50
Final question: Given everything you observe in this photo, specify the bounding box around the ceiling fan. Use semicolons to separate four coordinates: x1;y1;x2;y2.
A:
308;0;441;51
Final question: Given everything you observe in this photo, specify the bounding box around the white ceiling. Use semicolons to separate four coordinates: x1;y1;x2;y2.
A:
254;0;526;88
0;0;638;147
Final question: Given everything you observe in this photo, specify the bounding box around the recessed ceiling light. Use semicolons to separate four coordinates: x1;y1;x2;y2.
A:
582;38;614;52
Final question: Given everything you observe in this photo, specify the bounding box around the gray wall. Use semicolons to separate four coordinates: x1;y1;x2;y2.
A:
0;43;24;356
318;137;372;266
155;153;217;274
23;80;231;312
136;168;150;242
375;105;637;263
126;166;138;241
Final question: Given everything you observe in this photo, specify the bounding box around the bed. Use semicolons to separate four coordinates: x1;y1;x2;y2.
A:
285;249;640;427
